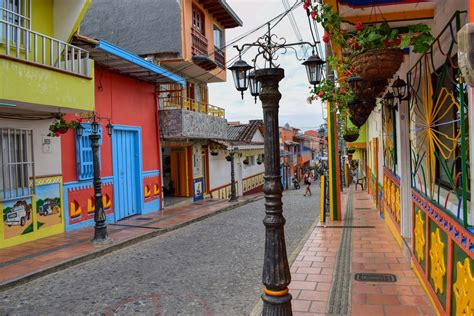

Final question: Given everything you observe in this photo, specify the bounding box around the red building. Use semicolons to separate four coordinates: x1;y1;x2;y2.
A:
60;37;185;231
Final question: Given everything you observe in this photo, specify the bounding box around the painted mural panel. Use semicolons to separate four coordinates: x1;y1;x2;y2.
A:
65;179;114;227
143;170;161;213
2;197;33;239
35;182;61;230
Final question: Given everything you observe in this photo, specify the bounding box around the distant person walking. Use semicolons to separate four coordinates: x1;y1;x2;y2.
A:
303;171;313;196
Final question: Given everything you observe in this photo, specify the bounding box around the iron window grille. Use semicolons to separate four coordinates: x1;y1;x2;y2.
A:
0;128;34;200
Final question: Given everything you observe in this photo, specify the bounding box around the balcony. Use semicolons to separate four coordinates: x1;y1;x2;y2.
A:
0;20;94;111
214;46;225;68
158;96;227;139
191;27;217;71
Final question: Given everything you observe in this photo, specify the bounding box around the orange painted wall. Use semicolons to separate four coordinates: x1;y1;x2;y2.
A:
181;0;227;81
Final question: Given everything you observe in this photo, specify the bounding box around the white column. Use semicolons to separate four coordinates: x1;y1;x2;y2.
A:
398;99;412;238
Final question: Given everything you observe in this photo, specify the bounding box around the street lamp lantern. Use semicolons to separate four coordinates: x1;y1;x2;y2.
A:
76;123;84;137
391;76;407;99
91;120;99;134
229;58;253;99
383;91;396;109
248;71;261;103
106;121;113;136
302;53;325;86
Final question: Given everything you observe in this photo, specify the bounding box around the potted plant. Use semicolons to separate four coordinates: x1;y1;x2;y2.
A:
347;148;356;154
308;4;433;81
225;155;232;162
343;126;360;142
310;78;353;113
48;115;80;137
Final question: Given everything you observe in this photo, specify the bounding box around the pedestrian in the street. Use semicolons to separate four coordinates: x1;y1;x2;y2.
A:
303;171;313;196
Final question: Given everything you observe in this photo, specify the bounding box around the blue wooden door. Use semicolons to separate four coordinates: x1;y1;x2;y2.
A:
113;128;141;221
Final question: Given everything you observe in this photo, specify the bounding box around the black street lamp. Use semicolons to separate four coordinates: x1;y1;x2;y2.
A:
229;23;322;315
228;58;253;99
302;53;325;86
383;91;396;109
228;146;239;202
248;71;261;103
391;76;407;100
77;113;113;245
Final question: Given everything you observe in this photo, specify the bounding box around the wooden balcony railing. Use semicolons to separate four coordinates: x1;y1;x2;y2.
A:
191;27;208;56
158;96;225;118
214;46;225;67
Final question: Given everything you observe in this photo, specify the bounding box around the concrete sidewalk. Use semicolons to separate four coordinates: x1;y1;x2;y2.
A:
0;194;263;291
289;188;436;315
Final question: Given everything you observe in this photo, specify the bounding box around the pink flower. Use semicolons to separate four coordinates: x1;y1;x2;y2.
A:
355;21;363;31
311;10;317;20
303;0;310;10
323;32;330;44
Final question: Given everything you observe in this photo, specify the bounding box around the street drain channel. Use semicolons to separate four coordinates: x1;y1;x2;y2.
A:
354;273;397;283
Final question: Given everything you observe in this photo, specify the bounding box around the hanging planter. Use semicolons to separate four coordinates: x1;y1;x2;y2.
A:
243;158;249;165
343;127;360;142
210;150;219;156
349;114;369;128
225;155;232;162
347;148;356;154
48;115;80;137
352;48;404;82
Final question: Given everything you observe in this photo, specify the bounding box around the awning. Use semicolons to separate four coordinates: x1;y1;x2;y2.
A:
74;36;185;86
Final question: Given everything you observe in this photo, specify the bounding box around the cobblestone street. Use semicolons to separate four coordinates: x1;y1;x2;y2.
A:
0;187;320;315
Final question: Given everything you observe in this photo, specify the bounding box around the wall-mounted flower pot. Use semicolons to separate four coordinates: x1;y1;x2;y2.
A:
352;48;404;82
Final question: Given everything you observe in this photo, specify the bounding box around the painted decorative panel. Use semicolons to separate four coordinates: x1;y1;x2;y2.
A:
143;170;161;214
63;177;114;231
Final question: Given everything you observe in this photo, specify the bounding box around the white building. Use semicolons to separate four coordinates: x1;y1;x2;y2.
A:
209;120;265;199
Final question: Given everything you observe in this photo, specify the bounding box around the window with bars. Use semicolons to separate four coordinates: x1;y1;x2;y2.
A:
75;124;102;181
0;0;31;43
0;128;34;200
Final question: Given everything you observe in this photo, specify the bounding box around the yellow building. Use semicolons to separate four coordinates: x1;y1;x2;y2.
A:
0;0;94;248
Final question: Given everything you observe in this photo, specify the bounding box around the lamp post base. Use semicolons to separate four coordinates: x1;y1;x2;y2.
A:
262;293;293;316
229;196;239;202
92;224;112;245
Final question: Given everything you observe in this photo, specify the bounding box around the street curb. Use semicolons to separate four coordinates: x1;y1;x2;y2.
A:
0;195;264;293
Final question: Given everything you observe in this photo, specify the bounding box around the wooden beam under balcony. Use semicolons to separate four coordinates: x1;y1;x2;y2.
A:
342;8;434;24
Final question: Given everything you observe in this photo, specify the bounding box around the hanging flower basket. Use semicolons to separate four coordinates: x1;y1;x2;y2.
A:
347;148;356;154
349;113;369;128
243;158;249;165
210;150;219;156
352;79;388;99
48;116;80;137
225;155;232;161
348;98;376;117
352;48;404;82
343;131;359;143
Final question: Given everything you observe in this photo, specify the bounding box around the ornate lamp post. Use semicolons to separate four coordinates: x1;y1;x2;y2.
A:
76;113;113;244
228;23;323;315
228;146;239;202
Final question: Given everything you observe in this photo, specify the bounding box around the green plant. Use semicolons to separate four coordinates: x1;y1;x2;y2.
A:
48;116;79;137
344;126;360;136
311;79;353;112
306;4;433;55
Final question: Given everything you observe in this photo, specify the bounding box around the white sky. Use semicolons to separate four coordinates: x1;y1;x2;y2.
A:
208;0;326;131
